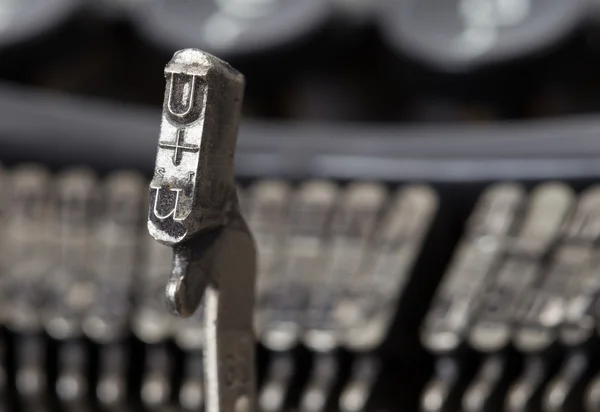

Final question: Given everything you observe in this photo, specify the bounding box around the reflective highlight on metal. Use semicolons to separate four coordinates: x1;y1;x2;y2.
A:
422;183;524;353
341;185;436;351
468;183;574;353
147;49;256;412
506;356;548;412
303;182;387;352
420;357;461;412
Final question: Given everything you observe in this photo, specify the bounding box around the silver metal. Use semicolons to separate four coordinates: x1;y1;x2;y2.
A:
258;352;294;412
44;168;99;340
176;310;206;411
542;351;588;412
141;343;174;411
462;355;505;412
422;183;524;353
468;256;540;352
506;356;548;412
261;180;337;352
15;335;48;412
147;49;256;412
56;340;91;412
468;183;574;353
96;343;129;412
508;183;574;257
133;232;175;344
148;49;244;249
584;372;600;412
84;171;145;343
561;257;600;347
342;185;435;351
560;185;600;244
514;243;593;353
303;182;387;352
466;182;525;238
180;351;205;412
339;356;380;412
2;165;52;332
559;187;600;346
246;180;291;346
420;357;460;412
299;353;338;412
85;172;144;411
175;304;205;351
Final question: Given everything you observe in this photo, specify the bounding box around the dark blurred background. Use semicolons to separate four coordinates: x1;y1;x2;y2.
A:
6;0;600;123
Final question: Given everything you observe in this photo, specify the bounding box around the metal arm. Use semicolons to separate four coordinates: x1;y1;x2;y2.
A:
147;48;256;412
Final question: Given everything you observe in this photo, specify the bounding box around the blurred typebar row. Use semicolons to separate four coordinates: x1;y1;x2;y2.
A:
0;163;438;412
420;182;600;412
5;0;600;71
4;164;600;411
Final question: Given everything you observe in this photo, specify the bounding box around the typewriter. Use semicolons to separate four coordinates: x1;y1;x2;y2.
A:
2;1;600;411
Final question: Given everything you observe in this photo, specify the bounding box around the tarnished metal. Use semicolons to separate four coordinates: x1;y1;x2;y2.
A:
147;49;256;412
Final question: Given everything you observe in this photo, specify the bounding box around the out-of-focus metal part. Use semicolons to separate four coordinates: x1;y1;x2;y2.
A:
506;356;549;412
132;0;332;58
261;180;337;352
247;180;291;345
56;340;91;412
508;183;574;258
542;351;589;412
299;353;338;412
46;170;96;412
259;352;294;412
175;305;205;352
96;343;129;412
342;185;435;351
515;243;593;353
466;183;526;239
0;0;81;48
468;183;574;353
84;171;145;343
176;309;205;412
147;49;256;412
2;165;51;412
560;186;600;244
141;343;174;411
2;165;52;333
132;233;174;344
462;355;507;412
304;182;387;353
559;187;600;346
561;274;599;347
15;335;48;412
85;172;144;412
377;0;587;72
339;356;380;412
468;256;541;352
180;351;205;412
422;183;524;353
43;168;98;340
247;180;294;412
585;372;600;412
420;357;461;412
